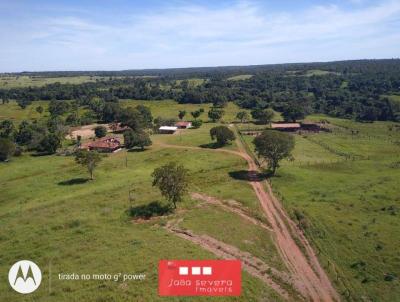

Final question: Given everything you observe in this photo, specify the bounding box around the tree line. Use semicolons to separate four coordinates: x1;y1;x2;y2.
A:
1;59;400;122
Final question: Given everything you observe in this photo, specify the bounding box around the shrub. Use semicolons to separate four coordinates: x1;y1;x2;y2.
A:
128;202;172;219
191;120;203;129
94;126;107;138
0;138;16;161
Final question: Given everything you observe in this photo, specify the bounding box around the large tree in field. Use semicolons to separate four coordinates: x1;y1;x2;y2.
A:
124;129;152;150
0;138;15;161
151;162;189;209
37;133;61;154
191;110;201;120
251;108;274;124
282;105;305;122
178;110;186;120
253;130;294;175
75;150;102;180
0;120;15;138
236;111;249;123
208;108;224;122
210;126;235;146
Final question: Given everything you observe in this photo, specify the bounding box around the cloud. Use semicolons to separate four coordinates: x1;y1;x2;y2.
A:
0;0;399;71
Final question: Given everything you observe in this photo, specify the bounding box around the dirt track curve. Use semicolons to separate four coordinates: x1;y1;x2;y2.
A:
155;135;340;302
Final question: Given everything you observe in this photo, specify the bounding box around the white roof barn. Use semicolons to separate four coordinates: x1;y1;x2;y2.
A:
159;126;178;134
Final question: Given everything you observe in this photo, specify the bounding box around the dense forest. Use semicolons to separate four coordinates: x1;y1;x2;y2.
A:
1;59;400;122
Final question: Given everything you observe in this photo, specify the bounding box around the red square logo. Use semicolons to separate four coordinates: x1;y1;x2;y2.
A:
158;260;241;296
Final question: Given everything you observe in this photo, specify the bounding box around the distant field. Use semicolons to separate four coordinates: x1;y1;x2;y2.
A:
241;116;400;301
120;99;250;122
285;69;339;77
1;99;251;125
0;100;49;122
227;74;253;81
0;75;110;88
175;78;206;87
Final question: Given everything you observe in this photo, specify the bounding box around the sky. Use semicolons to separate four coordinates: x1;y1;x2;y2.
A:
0;0;399;72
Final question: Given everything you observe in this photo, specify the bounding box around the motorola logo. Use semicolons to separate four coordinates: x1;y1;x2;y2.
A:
8;260;42;294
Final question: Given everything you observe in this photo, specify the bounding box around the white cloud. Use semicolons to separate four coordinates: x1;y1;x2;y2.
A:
0;0;399;71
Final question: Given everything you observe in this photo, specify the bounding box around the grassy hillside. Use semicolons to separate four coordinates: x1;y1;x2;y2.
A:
0;126;286;301
0;100;49;122
242;116;400;301
120;100;249;122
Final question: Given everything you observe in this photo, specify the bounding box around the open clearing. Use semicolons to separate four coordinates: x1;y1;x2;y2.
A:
1;97;399;301
0;75;107;88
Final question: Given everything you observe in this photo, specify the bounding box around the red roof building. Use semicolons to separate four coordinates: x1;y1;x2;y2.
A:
81;137;122;152
175;121;192;129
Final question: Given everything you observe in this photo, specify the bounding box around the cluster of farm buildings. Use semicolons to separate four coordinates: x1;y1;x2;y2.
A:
78;121;192;153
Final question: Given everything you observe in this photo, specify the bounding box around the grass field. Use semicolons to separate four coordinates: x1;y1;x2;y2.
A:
0;100;50;122
241;116;400;301
0;76;108;88
227;75;253;81
0;124;286;301
2;97;400;301
120;99;250;123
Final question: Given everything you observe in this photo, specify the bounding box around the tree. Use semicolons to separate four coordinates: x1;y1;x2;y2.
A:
120;108;145;131
282;105;305;122
152;162;189;209
75;150;102;180
0;138;15;161
36;106;44;115
48;99;69;116
178;110;186;120
191;110;201;120
251;108;275;124
0;120;15;138
208;108;224;122
16;99;31;109
210;126;235;146
135;105;153;127
191;120;203;129
236;111;249;123
102;102;121;122
36;133;61;154
253;131;295;175
94;126;107;138
124;129;152;150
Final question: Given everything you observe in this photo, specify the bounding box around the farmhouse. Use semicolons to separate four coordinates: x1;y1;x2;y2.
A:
159;126;178;134
175;121;192;129
271;123;301;131
81;137;122;153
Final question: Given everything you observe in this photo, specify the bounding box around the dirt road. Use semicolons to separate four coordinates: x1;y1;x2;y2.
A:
156;138;340;301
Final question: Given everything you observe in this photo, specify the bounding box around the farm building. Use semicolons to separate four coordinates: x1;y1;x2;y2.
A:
175;121;192;129
159;126;178;134
81;137;122;153
109;122;130;133
271;123;301;131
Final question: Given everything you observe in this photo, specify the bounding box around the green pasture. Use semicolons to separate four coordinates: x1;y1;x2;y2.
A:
120;99;250;123
0;134;284;301
227;74;253;81
241;117;400;301
0;75;106;88
0;100;49;122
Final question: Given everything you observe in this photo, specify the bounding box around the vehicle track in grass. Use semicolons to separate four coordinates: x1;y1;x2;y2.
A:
155;137;340;301
165;219;293;300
